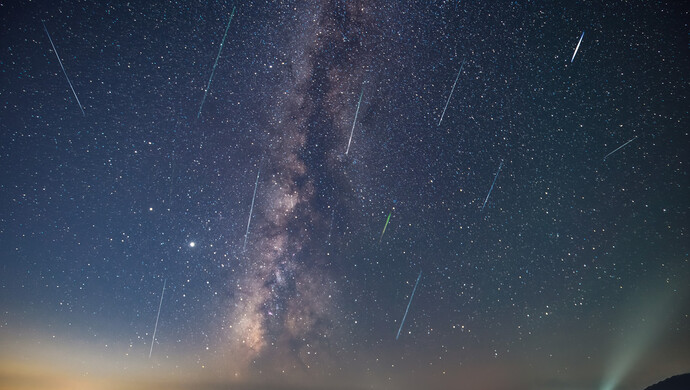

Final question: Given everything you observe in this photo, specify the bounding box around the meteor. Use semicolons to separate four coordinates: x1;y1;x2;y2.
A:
197;7;236;119
396;270;422;340
149;278;167;359
42;22;85;116
345;88;364;155
603;136;638;161
438;58;465;126
243;167;260;252
379;212;391;243
481;161;503;211
327;209;335;243
571;31;585;63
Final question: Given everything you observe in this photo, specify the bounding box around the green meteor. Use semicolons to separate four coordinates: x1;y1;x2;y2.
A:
379;212;391;243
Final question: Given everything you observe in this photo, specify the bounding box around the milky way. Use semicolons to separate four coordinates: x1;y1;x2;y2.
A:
224;0;388;374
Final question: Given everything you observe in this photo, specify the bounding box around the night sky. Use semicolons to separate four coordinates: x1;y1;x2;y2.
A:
1;1;688;390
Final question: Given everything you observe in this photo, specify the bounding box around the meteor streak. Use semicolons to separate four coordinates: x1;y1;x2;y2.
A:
149;278;167;359
379;212;391;243
42;22;85;116
603;136;638;161
197;7;236;119
243;167;260;252
327;209;335;243
571;31;585;63
438;58;465;126
396;270;422;340
345;88;364;155
481;161;503;211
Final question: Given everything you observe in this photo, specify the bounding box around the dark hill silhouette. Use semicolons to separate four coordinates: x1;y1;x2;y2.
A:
644;373;690;390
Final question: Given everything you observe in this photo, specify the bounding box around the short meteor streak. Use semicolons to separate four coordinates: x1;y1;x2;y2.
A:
603;136;638;161
438;58;465;126
396;270;422;340
327;209;335;243
379;212;391;243
345;89;364;155
243;167;260;252
149;278;167;359
42;22;85;116
197;7;236;119
481;161;503;211
571;31;585;63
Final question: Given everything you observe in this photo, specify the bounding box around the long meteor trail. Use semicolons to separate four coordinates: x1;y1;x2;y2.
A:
379;212;391;243
396;270;422;340
197;7;236;119
481;161;503;211
243;167;260;252
149;278;167;359
571;31;585;63
345;89;364;155
438;58;465;126
42;22;85;116
603;136;638;161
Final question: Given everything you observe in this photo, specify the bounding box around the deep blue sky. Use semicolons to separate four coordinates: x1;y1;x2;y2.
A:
0;1;688;389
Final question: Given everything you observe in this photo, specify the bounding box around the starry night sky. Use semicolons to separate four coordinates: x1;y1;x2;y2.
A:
0;1;688;390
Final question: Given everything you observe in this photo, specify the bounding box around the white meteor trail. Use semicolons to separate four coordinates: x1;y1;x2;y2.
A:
345;89;364;155
603;136;638;161
481;161;503;211
243;167;260;252
42;22;85;116
396;270;422;340
197;7;236;119
149;278;167;359
571;31;585;63
438;58;465;126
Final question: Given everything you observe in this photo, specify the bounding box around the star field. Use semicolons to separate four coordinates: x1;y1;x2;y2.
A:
0;1;688;390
